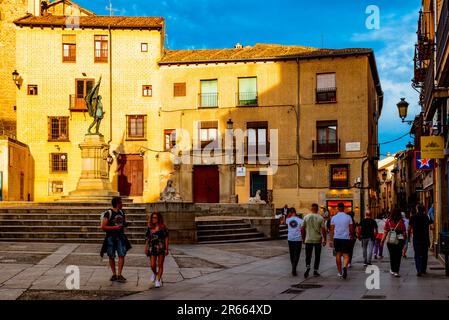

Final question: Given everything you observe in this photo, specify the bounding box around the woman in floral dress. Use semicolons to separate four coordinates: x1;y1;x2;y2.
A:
145;212;169;288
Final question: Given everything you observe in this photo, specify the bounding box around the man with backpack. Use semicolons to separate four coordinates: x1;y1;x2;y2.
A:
100;196;131;282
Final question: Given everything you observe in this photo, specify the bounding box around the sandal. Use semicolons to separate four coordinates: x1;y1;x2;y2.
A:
110;275;117;281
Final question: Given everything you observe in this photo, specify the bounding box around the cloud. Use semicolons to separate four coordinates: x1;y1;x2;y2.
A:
351;7;421;154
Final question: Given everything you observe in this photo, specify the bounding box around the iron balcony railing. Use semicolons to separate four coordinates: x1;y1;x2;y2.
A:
236;92;258;106
437;0;449;74
198;93;219;108
312;139;341;155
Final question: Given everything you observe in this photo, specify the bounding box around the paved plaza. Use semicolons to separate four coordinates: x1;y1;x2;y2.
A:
0;240;448;300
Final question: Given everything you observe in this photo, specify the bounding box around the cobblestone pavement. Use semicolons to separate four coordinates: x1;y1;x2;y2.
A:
0;240;448;300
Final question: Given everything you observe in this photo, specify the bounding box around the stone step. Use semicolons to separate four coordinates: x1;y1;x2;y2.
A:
0;238;146;244
196;220;245;226
0;213;146;220
0;207;146;213
0;225;147;232
0;198;134;207
197;223;252;230
0;219;148;226
197;227;260;236
197;232;266;242
198;237;268;244
0;231;145;239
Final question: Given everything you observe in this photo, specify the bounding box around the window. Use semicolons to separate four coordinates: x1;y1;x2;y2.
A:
27;85;38;95
238;77;257;106
48;180;64;195
315;121;339;153
141;43;148;52
200;79;218;108
142;85;152;97
247;121;268;160
199;121;218;149
164;129;176;150
94;35;108;62
71;79;94;111
174;83;186;97
50;153;68;173
330;164;349;188
62;34;76;62
316;73;336;103
127;115;146;139
48;117;69;141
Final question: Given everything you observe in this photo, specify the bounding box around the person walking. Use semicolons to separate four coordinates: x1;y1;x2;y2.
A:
374;214;385;259
145;212;169;288
286;207;303;276
100;196;131;282
402;211;410;258
358;210;378;266
301;203;327;278
281;204;289;224
329;202;354;279
381;208;407;277
409;204;434;277
347;211;357;268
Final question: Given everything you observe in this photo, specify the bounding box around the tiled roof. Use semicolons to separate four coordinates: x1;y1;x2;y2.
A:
14;14;164;30
159;43;373;64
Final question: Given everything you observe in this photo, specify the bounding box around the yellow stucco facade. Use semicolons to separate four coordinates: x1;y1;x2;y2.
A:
12;3;382;219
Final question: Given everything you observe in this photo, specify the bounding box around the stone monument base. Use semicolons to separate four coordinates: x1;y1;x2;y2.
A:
59;134;119;202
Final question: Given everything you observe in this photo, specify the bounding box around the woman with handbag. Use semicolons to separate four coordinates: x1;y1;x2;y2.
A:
381;208;407;277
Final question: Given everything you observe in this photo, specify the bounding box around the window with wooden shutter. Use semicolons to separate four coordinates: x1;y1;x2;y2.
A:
164;129;176;150
62;34;76;62
199;121;218;149
27;85;38;95
94;35;108;62
316;73;337;103
48;117;69;141
127;115;146;140
142;85;152;97
174;83;186;97
247;121;268;160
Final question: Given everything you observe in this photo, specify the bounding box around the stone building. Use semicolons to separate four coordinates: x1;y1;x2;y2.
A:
12;1;382;220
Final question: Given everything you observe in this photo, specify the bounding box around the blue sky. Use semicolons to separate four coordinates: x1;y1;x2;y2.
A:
75;0;421;157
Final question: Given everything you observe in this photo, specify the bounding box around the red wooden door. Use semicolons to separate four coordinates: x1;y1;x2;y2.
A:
118;155;143;196
193;165;219;203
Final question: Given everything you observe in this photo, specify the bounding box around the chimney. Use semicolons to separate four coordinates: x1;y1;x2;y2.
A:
234;43;243;49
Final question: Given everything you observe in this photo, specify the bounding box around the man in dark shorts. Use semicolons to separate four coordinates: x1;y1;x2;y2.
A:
100;197;131;282
329;202;354;279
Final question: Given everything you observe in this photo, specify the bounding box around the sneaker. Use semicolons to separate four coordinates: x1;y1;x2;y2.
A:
417;272;422;277
367;262;372;265
337;273;343;278
150;273;156;282
348;263;352;268
304;268;310;278
155;279;162;288
292;269;297;276
394;273;401;278
342;267;348;279
117;275;127;282
313;271;320;277
374;255;378;259
390;270;395;275
363;263;368;267
110;275;117;281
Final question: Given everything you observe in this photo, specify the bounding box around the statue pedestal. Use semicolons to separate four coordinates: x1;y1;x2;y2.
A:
61;134;119;201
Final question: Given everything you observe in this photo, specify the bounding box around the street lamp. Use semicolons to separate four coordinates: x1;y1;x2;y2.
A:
381;170;387;183
226;119;234;130
406;142;414;152
396;98;413;124
12;70;20;88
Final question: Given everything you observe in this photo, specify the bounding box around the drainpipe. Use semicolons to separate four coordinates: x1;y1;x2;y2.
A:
296;58;300;195
107;25;112;145
360;157;369;220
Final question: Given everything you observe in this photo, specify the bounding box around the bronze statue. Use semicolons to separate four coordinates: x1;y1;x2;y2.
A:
85;76;105;135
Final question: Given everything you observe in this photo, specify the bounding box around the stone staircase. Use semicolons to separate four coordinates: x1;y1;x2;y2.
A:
0;204;148;244
196;219;268;244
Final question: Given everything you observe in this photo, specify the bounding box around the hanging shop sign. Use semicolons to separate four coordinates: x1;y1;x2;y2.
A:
421;136;445;159
415;151;435;171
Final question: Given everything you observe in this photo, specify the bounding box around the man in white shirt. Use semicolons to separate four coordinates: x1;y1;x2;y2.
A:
329;202;354;279
286;207;303;276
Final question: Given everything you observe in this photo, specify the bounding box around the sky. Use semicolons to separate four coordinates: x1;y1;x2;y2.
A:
75;0;422;158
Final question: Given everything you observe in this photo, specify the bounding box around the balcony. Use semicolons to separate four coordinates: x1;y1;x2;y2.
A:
198;93;218;108
236;92;258;106
94;49;108;63
312;139;340;156
69;94;87;112
438;0;449;70
316;87;337;103
422;54;434;109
